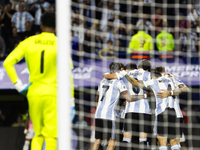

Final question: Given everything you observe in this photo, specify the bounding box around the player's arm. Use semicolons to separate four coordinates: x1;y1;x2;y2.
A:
157;77;190;98
3;40;31;95
120;90;147;102
95;91;99;107
103;73;118;79
3;43;25;84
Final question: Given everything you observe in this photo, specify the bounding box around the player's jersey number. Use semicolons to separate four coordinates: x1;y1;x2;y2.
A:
132;79;143;94
40;50;45;73
100;85;109;101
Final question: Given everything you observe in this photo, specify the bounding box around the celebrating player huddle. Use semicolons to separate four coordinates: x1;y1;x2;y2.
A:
92;59;189;150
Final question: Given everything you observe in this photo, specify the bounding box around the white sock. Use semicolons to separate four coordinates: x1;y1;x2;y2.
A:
159;146;167;150
122;138;131;143
139;138;147;142
171;144;180;150
23;140;30;150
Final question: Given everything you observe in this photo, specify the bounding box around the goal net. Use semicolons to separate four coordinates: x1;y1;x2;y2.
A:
71;0;200;150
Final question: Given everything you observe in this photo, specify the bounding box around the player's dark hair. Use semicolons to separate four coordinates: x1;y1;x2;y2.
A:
109;62;122;73
151;70;161;78
138;59;151;71
41;11;56;28
125;62;137;70
119;63;125;70
155;65;165;73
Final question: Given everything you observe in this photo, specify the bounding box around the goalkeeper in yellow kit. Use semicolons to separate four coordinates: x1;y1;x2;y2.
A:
3;12;57;150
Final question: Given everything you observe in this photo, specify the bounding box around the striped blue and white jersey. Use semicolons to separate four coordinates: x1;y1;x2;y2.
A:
95;78;127;121
34;2;50;25
25;0;37;4
11;11;34;32
162;74;183;118
124;69;151;114
144;76;176;116
173;77;183;118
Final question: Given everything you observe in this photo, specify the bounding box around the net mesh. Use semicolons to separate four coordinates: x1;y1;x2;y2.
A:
71;0;200;149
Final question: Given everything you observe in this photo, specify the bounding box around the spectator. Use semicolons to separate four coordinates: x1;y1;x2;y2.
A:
71;14;86;56
0;2;16;43
12;114;25;127
11;3;34;39
75;115;88;128
127;26;154;59
116;39;125;50
91;19;101;32
98;39;116;60
24;21;35;38
156;25;175;58
186;4;200;28
24;0;37;15
83;29;92;53
136;13;154;35
100;1;115;32
6;27;21;54
113;14;122;29
30;0;51;33
126;23;135;37
94;0;103;20
151;7;163;31
90;20;103;52
10;0;28;12
102;19;114;48
179;27;200;55
175;15;191;30
195;18;200;37
113;22;127;46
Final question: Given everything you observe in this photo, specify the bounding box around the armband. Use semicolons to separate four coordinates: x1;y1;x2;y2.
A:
144;94;147;99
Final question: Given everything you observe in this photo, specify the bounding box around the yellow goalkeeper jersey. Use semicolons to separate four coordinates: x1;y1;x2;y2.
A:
4;32;57;96
127;31;153;53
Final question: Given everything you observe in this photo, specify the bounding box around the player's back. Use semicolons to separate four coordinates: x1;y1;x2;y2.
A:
123;69;151;114
24;32;57;96
145;76;176;115
95;78;127;121
129;31;153;51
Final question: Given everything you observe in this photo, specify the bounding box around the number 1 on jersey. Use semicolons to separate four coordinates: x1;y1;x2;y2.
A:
40;50;45;73
100;85;109;101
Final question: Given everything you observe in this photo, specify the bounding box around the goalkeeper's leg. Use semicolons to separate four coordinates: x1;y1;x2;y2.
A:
31;135;45;150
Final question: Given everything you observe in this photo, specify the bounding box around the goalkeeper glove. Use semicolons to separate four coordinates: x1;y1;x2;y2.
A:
14;79;32;97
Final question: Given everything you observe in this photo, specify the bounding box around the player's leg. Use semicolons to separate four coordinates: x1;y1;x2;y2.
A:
93;139;101;150
106;120;117;150
138;113;151;150
107;138;116;150
28;96;45;150
157;110;168;150
169;111;183;150
122;113;138;150
157;135;167;150
92;118;104;150
42;95;57;150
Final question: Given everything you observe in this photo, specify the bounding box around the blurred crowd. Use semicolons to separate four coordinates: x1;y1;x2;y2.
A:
1;0;200;60
0;0;55;59
71;0;200;59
